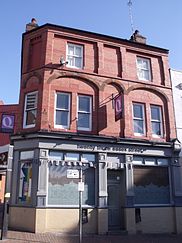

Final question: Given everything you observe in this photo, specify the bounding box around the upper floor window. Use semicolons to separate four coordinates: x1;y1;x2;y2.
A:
55;92;70;129
67;43;83;69
23;91;38;128
137;57;151;81
151;105;163;137
133;103;145;136
77;95;92;131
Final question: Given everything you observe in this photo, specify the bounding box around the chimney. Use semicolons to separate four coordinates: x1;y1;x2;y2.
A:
26;18;39;32
130;30;146;44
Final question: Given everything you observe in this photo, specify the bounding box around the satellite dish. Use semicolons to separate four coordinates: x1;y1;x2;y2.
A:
60;57;68;66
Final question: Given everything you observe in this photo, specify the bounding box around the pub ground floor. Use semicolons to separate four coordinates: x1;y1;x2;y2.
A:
9;132;182;234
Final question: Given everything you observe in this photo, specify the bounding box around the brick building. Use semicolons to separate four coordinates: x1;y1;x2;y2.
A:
9;22;182;234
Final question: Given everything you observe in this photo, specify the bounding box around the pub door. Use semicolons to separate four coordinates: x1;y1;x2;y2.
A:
107;170;125;231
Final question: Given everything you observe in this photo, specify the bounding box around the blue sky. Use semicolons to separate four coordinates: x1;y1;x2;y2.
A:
1;0;182;104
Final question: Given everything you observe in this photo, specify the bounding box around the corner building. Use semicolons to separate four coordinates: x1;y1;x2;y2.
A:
9;23;182;234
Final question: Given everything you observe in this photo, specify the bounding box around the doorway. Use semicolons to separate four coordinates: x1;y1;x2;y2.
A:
107;170;125;231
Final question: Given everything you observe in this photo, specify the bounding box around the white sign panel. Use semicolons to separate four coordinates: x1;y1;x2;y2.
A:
78;182;84;192
67;169;79;179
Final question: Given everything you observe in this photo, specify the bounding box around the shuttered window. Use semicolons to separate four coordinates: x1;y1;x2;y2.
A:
23;91;38;128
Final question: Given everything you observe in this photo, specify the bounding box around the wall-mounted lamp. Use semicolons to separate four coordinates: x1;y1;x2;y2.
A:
60;57;68;66
173;138;181;152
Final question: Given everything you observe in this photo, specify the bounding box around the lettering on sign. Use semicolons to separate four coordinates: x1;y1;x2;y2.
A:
77;144;144;154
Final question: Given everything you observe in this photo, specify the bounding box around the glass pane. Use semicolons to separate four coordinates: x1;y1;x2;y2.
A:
79;96;90;112
65;153;79;161
75;57;82;68
67;56;74;66
133;104;143;119
19;161;32;203
144;158;156;165
134;166;170;204
57;93;69;109
133;156;143;165
78;113;90;129
48;165;95;206
134;120;144;134
82;168;95;205
68;45;74;55
48;166;78;205
20;151;34;160
152;122;161;135
26;110;36;125
56;110;68;126
157;158;168;166
75;46;82;56
137;58;142;67
151;106;160;120
81;154;95;162
142;60;148;69
49;151;63;159
143;70;150;80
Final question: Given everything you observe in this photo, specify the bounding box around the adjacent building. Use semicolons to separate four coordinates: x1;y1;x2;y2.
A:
0;102;18;203
171;69;182;197
7;22;182;234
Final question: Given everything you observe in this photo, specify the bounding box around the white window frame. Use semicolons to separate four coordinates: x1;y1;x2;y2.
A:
151;105;163;137
77;95;92;131
133;103;145;136
23;91;38;129
137;57;151;81
55;92;71;129
66;43;83;69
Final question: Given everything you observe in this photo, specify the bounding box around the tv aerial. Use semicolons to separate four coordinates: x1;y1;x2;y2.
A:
127;0;134;34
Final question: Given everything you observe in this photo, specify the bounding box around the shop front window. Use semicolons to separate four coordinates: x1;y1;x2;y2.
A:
48;152;95;206
134;165;170;205
18;150;34;204
18;161;32;203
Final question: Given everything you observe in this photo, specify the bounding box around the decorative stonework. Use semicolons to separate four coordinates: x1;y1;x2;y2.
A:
22;72;42;88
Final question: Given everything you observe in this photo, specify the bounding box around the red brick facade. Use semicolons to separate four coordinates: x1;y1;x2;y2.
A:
16;24;176;142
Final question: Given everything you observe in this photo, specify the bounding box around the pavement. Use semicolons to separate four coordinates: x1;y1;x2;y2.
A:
1;231;182;243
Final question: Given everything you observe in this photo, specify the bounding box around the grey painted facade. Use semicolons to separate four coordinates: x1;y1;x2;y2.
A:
9;131;182;233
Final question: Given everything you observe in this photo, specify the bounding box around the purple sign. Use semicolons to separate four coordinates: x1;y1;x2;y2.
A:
114;94;123;121
1;114;15;133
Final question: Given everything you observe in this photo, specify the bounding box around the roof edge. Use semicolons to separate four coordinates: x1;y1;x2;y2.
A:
23;23;169;54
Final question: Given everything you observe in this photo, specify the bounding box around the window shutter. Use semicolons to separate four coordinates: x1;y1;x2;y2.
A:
26;93;37;110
